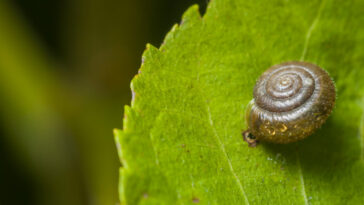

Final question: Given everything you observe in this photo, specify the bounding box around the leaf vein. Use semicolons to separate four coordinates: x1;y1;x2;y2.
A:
296;151;308;205
300;0;327;61
206;104;250;205
297;1;327;203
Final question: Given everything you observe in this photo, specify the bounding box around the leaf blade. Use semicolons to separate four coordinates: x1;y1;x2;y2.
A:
116;0;364;204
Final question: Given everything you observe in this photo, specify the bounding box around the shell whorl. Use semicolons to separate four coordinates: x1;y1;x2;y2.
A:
246;61;336;144
254;64;315;112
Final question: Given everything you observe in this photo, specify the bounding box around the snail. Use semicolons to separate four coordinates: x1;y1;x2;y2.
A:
243;61;335;146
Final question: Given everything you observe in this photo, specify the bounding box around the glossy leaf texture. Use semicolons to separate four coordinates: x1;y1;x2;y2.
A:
115;0;364;204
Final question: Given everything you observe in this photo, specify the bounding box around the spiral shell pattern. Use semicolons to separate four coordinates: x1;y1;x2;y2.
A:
246;61;336;143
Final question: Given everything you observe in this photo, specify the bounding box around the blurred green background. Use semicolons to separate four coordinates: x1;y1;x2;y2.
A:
0;0;206;204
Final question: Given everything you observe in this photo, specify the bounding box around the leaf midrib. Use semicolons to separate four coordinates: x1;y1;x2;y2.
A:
297;0;326;204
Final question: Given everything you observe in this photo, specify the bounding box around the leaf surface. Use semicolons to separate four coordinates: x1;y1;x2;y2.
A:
115;0;364;204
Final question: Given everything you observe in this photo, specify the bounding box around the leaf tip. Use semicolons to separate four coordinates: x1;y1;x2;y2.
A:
122;105;133;130
145;43;158;51
114;129;130;171
141;43;160;67
114;128;124;163
113;128;122;136
181;4;202;24
160;24;180;51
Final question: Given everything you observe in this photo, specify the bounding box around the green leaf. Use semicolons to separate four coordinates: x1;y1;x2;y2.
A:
115;0;364;204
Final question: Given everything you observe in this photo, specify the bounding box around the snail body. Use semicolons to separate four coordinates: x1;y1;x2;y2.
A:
245;61;335;144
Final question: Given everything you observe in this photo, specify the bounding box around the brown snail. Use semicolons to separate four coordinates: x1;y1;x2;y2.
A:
243;61;336;145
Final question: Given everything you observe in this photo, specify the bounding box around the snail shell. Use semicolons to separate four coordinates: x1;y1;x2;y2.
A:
245;61;335;144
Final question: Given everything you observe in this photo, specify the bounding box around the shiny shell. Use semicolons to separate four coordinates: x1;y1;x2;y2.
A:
245;61;336;144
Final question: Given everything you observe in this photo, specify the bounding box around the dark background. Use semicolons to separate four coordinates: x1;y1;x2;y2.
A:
0;0;206;204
